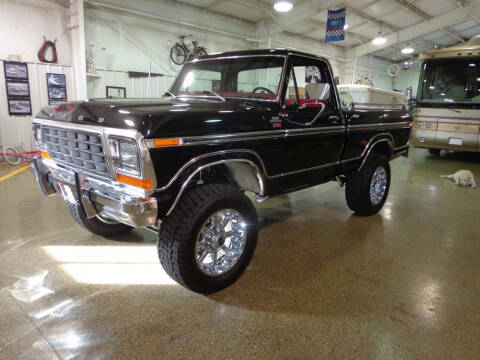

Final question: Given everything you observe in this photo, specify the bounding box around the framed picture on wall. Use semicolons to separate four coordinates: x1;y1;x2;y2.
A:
106;86;126;99
48;86;67;99
3;61;29;80
6;81;30;97
46;73;66;87
8;99;32;115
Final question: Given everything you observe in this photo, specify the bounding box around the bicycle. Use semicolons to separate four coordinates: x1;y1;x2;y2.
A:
170;35;208;65
0;144;40;166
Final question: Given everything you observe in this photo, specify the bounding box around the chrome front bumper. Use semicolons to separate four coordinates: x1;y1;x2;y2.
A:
31;157;158;227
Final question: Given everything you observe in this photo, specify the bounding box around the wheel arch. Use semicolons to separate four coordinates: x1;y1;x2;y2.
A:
166;159;265;216
358;138;393;172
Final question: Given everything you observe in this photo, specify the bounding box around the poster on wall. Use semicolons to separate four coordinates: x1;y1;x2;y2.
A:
3;61;32;115
4;62;28;80
46;73;67;105
106;86;126;99
8;99;32;115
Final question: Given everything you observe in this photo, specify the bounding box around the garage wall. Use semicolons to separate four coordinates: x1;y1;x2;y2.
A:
84;5;346;98
85;6;256;99
396;67;421;96
0;0;75;150
350;56;394;90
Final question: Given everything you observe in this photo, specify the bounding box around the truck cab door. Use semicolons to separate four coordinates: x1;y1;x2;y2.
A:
281;56;345;179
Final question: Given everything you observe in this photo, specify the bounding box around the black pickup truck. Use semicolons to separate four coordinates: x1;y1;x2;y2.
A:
32;49;411;293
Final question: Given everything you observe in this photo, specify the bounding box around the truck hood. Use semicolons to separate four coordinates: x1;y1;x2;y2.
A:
36;98;278;138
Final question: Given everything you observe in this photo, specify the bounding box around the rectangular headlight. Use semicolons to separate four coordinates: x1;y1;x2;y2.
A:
109;137;140;175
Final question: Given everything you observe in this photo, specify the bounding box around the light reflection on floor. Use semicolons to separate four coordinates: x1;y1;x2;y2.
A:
43;245;178;285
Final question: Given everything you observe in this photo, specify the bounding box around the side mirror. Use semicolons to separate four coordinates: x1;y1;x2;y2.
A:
305;83;330;101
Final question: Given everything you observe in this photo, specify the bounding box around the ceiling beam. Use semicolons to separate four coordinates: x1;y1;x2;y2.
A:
346;5;434;52
207;0;226;10
390;0;467;42
347;6;399;33
352;1;480;57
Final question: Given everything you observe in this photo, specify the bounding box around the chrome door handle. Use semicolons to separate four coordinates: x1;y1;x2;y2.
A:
329;116;340;124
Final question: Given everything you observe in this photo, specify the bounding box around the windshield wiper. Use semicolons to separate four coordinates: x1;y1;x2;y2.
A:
163;91;176;98
202;91;226;102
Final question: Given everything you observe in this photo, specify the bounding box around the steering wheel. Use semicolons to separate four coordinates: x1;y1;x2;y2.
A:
252;87;275;95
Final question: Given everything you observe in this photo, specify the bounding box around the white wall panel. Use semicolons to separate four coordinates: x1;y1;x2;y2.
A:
87;69;176;98
0;0;73;65
0;61;76;150
0;0;76;151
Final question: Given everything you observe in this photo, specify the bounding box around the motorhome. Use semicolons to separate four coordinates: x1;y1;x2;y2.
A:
412;35;480;155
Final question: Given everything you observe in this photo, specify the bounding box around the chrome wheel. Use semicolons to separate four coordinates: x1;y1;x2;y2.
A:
370;166;387;205
195;209;247;277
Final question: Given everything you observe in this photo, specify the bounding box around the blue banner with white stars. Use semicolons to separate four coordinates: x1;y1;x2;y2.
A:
326;7;346;43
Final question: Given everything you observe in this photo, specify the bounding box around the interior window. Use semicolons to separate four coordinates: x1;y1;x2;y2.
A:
238;67;283;96
286;57;332;106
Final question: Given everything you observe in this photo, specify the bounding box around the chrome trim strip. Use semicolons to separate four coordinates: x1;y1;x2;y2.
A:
357;139;394;172
182;54;288;103
147;126;345;148
394;143;410;151
166;159;265;216
269;161;339;179
156;149;270;191
156;132;395;191
186;54;287;63
349;122;411;131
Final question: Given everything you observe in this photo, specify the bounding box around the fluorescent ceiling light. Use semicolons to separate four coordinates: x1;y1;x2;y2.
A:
372;35;387;45
274;0;293;12
401;46;415;54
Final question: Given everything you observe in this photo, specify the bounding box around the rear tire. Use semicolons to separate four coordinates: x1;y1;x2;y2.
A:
345;154;391;216
68;203;132;237
193;47;208;57
157;183;258;294
429;148;441;157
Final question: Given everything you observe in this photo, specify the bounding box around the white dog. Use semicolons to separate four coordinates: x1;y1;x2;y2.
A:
440;170;476;188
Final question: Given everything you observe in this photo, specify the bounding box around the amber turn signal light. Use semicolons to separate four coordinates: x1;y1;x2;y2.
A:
116;173;153;190
413;121;418;129
152;138;180;147
41;150;51;159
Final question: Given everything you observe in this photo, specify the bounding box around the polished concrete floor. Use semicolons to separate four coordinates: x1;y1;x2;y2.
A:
0;148;479;359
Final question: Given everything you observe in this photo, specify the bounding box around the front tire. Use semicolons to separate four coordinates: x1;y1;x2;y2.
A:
170;44;188;65
345;154;391;216
68;203;132;237
429;148;441;157
157;184;258;294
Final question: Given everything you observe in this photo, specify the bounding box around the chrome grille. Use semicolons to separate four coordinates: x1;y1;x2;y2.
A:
42;126;110;177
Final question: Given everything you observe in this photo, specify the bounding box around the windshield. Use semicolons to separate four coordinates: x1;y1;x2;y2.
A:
418;59;480;108
169;56;285;100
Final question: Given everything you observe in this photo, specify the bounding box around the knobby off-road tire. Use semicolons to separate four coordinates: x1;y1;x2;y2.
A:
68;203;132;237
345;154;391;216
158;184;259;294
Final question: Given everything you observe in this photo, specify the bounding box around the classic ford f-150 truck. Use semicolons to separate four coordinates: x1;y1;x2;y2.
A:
31;49;412;293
